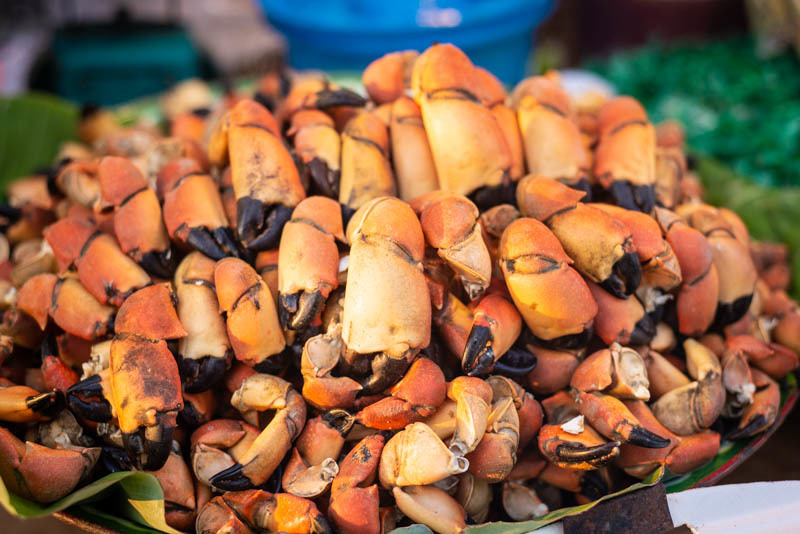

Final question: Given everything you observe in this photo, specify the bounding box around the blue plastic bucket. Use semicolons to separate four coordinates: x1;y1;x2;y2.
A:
259;0;555;85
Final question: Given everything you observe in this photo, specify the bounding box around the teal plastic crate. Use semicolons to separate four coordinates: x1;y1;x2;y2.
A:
52;23;201;107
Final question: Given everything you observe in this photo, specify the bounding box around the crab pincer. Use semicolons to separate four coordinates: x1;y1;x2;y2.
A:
196;489;330;534
513;75;592;196
461;292;529;376
97;156;175;277
538;391;621;470
411;44;513;206
289;110;342;199
570;345;670;449
160;158;241;260
727;368;780;440
0;381;63;423
594;97;657;213
329;433;386;534
499;217;597;349
215;257;286;370
278;196;345;332
410;190;492;300
209;99;306;251
342;197;431;394
43;217;150;306
209;373;306;491
174;252;232;393
0;427;100;503
517;175;642;298
68;284;186;470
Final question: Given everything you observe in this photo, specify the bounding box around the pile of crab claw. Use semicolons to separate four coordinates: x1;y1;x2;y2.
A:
0;43;796;534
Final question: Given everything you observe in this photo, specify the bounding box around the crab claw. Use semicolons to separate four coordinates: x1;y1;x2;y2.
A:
301;328;362;411
175;252;232;393
574;390;670;448
362;50;419;104
0;427;100;503
651;339;725;436
288;110;341;199
196;490;330;534
329;433;386;534
211;374;306;491
728;368;779;440
0;385;64;423
465;396;520;482
571;343;651;401
594;97;657;213
539;391;621;470
379;422;469;488
461;293;523;376
66;374;113;422
278;196;344;331
355;357;447;430
394;485;467;534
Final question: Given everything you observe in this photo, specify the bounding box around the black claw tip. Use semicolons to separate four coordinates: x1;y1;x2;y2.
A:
180;355;231;394
601;251;642;298
210;462;254;491
322;409;356;435
100;446;133;474
307;157;339;199
27;390;65;417
310;515;332;534
713;294;754;330
536;327;593;351
360;353;411;396
469;179;518;211
462;325;495;376
493;347;538;376
138;248;177;279
627;426;671;449
238;201;293;252
628;313;656;346
580;470;609;501
727;414;768;441
122;425;174;471
67;375;113;422
314;88;367;109
607;181;655;214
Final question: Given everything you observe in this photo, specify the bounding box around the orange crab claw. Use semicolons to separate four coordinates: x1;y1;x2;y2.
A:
97;156;175;277
0;427;100;503
517;175;642;299
514;76;591;196
500;217;597;347
215;257;286;369
355;357;446;430
339;111;396;210
43;217;151;306
197;490;330;534
538;391;621;470
410;191;492;300
586;281;654;346
462;293;526;376
289;110;342;199
210;99;306;251
390;96;439;201
654;207;719;336
525;344;583;396
594;97;656;213
411;44;513;205
329;433;386;534
147;449;197;532
362;50;419;104
573;390;670;449
728;368;780;440
278;196;344;332
161;158;241;260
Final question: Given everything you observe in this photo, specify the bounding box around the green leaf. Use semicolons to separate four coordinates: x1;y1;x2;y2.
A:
66;504;165;534
0;469;179;533
0;93;78;190
389;467;664;534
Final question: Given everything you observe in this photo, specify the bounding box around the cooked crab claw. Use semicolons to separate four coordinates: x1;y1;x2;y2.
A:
236;199;294;251
0;427;100;503
575;390;670;449
461;293;524;376
66;374;112;422
196;489;331;534
727;368;779;440
0;385;64;423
